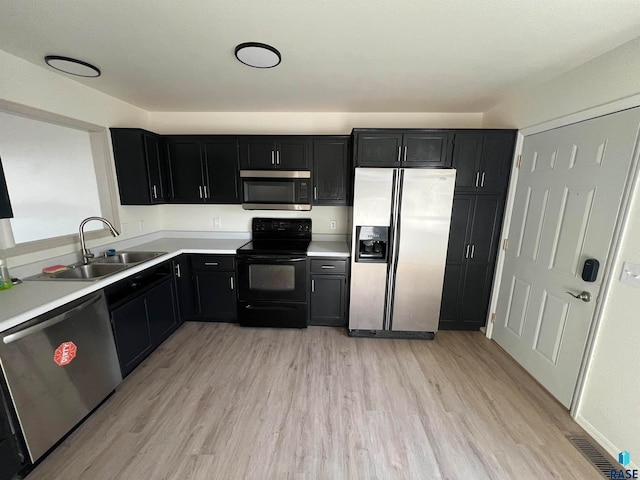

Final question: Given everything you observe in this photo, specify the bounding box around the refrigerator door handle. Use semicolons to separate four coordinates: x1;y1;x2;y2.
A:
384;168;404;330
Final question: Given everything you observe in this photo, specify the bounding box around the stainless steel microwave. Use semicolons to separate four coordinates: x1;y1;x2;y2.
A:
240;170;311;210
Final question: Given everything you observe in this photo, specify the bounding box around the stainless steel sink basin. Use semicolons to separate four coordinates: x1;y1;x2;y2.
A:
91;251;165;265
51;263;127;280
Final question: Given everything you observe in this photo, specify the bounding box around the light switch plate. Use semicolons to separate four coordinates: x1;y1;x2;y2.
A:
620;262;640;287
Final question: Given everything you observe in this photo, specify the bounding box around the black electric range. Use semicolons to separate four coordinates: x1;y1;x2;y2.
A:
236;218;311;328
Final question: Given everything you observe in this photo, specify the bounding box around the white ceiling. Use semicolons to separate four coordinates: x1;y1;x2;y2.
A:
2;0;640;113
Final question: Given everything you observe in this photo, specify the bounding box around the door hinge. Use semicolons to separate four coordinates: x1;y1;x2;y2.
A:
491;313;496;324
502;238;509;251
516;155;522;168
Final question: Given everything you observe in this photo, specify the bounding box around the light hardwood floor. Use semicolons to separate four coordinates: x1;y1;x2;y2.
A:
27;323;603;479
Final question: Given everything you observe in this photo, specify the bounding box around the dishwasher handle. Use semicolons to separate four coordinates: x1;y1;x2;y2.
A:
3;294;103;345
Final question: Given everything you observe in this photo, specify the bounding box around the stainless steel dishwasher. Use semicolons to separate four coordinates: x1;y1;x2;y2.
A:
0;292;122;462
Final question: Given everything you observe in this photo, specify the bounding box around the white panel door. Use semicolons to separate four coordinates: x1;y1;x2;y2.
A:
493;107;640;407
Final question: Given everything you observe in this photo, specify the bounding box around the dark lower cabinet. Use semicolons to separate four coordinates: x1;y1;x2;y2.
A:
440;194;505;330
191;255;237;321
173;254;194;321
106;264;179;377
0;379;26;480
309;258;349;326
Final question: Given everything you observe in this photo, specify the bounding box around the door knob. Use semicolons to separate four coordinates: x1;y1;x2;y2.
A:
566;291;591;302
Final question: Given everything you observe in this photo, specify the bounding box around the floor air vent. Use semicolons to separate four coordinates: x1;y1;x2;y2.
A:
567;435;618;478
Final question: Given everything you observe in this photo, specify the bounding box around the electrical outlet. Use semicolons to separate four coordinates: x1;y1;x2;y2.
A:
213;217;222;229
330;220;337;230
121;223;128;234
138;220;145;232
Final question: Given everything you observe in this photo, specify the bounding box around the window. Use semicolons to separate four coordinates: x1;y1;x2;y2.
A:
0;103;119;253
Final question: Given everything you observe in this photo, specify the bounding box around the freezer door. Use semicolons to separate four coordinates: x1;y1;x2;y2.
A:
349;168;394;330
391;169;455;332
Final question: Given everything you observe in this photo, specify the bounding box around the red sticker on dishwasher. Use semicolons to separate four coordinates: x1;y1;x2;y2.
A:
53;341;77;367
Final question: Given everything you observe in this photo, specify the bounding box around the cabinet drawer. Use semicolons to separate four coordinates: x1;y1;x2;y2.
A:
310;259;347;274
190;255;234;271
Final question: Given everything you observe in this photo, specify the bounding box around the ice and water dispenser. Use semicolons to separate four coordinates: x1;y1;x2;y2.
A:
355;226;389;263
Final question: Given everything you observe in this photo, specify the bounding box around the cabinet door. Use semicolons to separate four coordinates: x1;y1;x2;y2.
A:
467;195;504;266
438;264;464;330
451;132;483;192
276;137;309;170
477;132;516;194
111;297;152;376
143;133;168;202
193;271;237;321
146;279;179;346
0;156;12;218
310;275;346;326
403;132;451;167
202;137;240;203
240;138;276;169
173;255;194;321
110;128;157;205
312;137;350;205
445;195;474;264
356;132;403;166
166;137;205;202
0;389;24;480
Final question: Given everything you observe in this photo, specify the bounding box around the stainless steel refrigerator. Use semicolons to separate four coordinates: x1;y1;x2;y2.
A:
349;167;456;338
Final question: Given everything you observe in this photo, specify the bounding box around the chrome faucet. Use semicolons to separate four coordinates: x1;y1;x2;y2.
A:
79;216;120;264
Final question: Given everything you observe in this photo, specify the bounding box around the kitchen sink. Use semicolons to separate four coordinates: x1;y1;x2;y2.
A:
50;263;128;280
90;251;165;265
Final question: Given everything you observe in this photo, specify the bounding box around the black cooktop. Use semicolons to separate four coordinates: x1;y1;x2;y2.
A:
237;218;312;255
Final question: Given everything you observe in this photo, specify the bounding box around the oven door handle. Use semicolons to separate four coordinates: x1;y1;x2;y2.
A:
240;256;307;262
245;304;301;311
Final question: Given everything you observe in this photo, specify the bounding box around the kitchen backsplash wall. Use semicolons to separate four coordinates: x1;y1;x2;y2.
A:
159;204;350;235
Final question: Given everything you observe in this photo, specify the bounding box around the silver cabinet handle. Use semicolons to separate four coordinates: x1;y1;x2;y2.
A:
470;244;475;259
397;146;402;162
198;185;203;198
314;186;318;200
175;263;181;278
566;291;591;302
276;150;280;165
475;172;480;188
480;172;485;188
271;150;275;165
230;276;234;290
152;185;158;199
312;279;315;293
465;244;471;258
403;146;407;162
204;262;219;266
203;185;208;198
321;265;335;269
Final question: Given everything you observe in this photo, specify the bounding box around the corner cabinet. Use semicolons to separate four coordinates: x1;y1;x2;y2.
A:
165;136;240;204
312;136;352;206
353;129;452;168
110;128;169;205
240;136;310;170
309;258;349;326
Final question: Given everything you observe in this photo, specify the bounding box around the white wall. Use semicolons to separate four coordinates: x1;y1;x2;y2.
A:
483;37;640;465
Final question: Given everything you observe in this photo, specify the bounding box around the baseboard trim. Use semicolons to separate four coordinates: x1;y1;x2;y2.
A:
574;413;639;470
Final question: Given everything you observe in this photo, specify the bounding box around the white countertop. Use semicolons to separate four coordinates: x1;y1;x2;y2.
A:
0;236;349;334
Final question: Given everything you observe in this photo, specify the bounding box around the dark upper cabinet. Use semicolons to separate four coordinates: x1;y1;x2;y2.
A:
312;136;351;206
240;136;310;170
0;156;12;219
165;136;240;204
440;194;505;331
110;128;169;205
451;130;516;194
353;129;452;167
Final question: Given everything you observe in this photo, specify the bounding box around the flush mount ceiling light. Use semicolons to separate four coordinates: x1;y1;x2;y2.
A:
44;55;101;77
234;42;281;68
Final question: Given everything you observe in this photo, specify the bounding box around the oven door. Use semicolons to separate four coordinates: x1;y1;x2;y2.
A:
236;255;307;303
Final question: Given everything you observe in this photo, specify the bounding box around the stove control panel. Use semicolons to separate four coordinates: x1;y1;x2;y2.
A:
252;218;311;234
